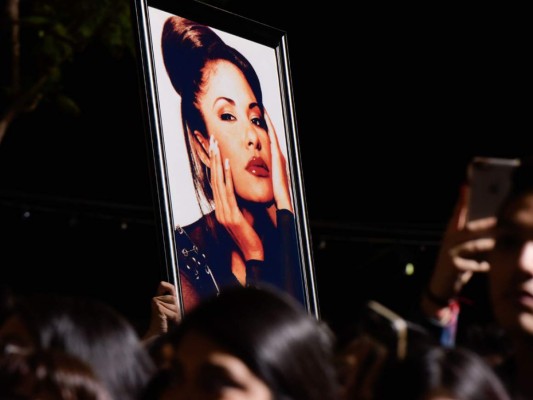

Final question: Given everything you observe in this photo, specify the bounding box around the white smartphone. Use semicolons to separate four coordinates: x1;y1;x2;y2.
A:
467;157;521;222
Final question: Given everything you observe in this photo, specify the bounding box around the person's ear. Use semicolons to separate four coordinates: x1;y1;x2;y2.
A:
192;130;210;167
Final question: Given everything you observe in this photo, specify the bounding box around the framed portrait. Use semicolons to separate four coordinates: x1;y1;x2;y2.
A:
131;0;318;317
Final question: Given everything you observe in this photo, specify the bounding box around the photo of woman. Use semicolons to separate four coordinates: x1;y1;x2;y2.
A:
147;8;307;312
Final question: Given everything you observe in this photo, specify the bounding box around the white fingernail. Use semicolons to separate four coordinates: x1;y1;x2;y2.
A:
225;158;229;169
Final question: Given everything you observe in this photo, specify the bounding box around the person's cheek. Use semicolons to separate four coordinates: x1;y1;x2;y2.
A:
517;242;533;274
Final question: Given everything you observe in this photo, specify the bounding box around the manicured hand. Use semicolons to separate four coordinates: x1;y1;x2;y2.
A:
264;109;293;213
209;136;264;262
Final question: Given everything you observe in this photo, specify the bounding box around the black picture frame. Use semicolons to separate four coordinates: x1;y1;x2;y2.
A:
131;0;318;317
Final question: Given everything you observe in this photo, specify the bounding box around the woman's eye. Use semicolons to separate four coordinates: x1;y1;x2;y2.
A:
251;117;265;128
220;113;236;121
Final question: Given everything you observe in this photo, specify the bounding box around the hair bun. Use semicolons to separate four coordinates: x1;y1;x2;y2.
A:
161;16;224;97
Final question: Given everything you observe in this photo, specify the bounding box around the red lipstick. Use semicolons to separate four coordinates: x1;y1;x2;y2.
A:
245;156;269;177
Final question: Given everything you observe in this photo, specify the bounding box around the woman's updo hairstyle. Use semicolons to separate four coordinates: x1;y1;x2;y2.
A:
161;16;264;210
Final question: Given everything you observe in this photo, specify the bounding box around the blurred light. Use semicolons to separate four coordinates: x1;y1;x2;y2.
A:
120;222;128;230
22;211;31;219
405;262;415;275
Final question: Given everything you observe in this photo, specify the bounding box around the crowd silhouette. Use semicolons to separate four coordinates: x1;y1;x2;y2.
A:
3;157;533;399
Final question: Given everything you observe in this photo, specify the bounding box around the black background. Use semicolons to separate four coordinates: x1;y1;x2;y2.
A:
0;0;530;336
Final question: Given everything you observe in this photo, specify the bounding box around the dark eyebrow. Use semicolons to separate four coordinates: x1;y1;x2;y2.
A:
213;97;234;110
213;97;261;112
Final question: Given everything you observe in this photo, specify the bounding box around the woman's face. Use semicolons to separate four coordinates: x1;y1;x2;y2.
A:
489;192;533;336
197;60;274;204
160;331;272;400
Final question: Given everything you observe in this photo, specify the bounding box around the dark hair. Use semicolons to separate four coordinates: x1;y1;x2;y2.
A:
161;16;264;216
161;285;339;400
0;349;112;400
375;345;511;400
11;293;155;400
